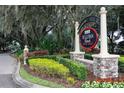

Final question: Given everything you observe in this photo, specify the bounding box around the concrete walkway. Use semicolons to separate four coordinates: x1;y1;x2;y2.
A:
0;54;20;88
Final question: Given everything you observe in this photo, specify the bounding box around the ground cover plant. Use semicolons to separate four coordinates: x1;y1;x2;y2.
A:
81;81;124;88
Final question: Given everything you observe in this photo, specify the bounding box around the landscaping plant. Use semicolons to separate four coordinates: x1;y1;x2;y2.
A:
81;81;124;88
29;58;70;79
66;77;76;85
56;57;87;80
28;55;87;80
118;55;124;72
27;50;49;57
84;53;93;60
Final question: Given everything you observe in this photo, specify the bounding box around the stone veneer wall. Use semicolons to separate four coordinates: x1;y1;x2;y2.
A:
93;57;118;78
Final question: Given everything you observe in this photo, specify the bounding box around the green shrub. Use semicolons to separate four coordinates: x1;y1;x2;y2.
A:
119;56;124;62
118;56;124;72
28;54;69;59
84;54;93;60
29;58;70;79
28;55;87;80
56;57;87;80
15;49;23;57
59;54;70;58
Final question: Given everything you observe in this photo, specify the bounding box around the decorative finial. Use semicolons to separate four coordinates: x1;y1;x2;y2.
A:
101;7;106;11
100;7;107;14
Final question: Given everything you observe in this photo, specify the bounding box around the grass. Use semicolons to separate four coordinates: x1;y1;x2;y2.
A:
19;67;65;88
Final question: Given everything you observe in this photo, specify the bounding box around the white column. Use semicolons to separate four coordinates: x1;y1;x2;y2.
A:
75;21;80;52
99;7;109;55
70;21;85;60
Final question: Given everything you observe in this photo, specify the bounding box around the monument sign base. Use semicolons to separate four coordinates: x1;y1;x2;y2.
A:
92;54;120;78
70;52;85;61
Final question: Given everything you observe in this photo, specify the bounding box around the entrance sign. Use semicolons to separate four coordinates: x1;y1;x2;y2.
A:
79;27;98;51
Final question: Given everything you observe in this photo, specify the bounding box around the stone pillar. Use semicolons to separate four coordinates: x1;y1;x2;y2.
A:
92;7;120;79
23;45;29;65
70;21;85;60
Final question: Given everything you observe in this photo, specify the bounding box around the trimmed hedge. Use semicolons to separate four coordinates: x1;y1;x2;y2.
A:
27;50;49;57
28;54;69;59
119;55;124;72
28;55;87;80
56;57;87;80
84;54;93;60
29;58;70;79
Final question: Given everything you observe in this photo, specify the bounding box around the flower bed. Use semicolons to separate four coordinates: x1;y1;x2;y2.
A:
27;55;87;80
24;54;124;88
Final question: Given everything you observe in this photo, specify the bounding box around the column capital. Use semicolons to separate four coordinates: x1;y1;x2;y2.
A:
99;7;107;14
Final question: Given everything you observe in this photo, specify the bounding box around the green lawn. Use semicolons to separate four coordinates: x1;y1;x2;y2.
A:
19;67;65;88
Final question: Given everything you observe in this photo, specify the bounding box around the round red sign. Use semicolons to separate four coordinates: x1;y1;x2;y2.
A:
79;27;98;51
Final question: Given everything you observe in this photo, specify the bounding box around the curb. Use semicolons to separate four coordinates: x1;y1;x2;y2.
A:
12;61;48;88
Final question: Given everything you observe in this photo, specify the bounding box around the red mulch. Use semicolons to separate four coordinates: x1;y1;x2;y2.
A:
23;65;124;88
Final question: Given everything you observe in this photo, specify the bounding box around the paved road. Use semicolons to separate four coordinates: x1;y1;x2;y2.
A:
0;54;20;88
